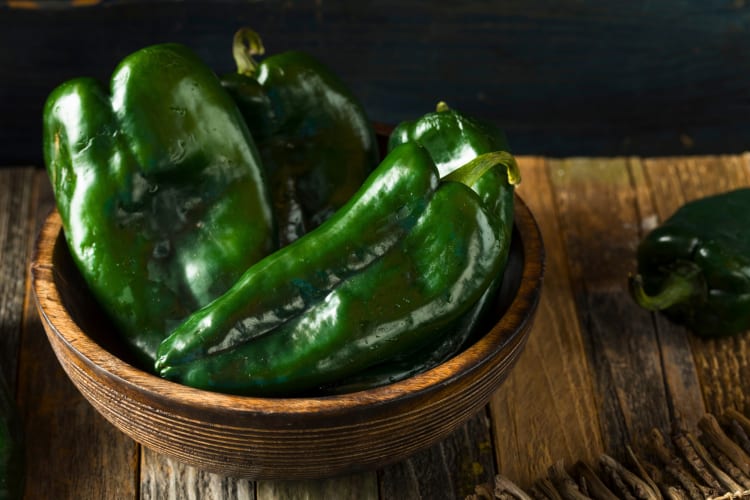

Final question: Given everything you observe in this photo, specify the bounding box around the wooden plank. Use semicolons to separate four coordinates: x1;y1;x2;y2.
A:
547;157;703;458
140;450;377;499
257;473;377;500
628;158;706;432
378;410;497;500
0;167;36;389
17;169;139;499
489;157;604;486
140;448;255;500
641;154;750;416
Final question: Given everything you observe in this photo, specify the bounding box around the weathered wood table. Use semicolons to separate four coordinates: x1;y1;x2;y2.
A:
2;155;750;499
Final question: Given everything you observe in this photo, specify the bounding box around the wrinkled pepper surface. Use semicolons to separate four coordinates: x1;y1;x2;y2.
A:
156;139;519;396
630;188;750;337
43;43;275;366
325;102;518;392
221;28;379;245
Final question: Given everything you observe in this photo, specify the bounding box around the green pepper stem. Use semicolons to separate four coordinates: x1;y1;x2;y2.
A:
443;151;521;187
232;28;265;77
628;262;704;311
436;101;450;112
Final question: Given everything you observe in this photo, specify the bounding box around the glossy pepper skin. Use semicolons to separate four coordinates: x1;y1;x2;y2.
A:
388;101;511;178
43;43;275;366
156;142;439;370
630;188;750;337
326;103;518;392
156;143;519;396
221;28;379;245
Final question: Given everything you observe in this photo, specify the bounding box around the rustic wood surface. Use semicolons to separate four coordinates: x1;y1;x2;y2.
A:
3;155;750;498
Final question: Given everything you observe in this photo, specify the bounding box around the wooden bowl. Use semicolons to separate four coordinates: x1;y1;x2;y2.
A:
30;194;544;480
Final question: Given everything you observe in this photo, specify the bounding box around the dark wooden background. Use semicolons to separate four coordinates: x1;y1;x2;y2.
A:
2;0;750;167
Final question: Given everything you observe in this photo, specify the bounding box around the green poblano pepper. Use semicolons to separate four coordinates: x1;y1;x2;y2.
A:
43;43;275;366
630;188;750;337
156;142;440;371
221;28;379;246
324;102;518;392
388;101;511;178
156;141;519;396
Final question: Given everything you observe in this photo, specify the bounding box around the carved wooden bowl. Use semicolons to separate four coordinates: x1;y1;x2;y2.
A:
30;194;543;480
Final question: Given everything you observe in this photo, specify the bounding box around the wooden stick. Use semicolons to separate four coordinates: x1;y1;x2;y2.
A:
528;484;550;500
725;416;750;458
725;410;750;441
699;414;750;479
664;486;691;500
626;445;664;500
684;431;743;493
702;440;750;490
534;478;565;500
673;430;724;491
646;429;710;500
708;491;750;499
494;475;534;500
599;453;660;499
547;461;591;500
573;461;619;500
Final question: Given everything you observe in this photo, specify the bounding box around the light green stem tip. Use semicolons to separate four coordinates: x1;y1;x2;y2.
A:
629;264;703;311
444;151;521;187
232;27;265;77
436;101;450;113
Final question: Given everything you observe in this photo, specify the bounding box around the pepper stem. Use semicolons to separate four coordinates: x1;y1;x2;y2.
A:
232;28;265;77
436;101;451;112
628;261;705;311
443;151;521;187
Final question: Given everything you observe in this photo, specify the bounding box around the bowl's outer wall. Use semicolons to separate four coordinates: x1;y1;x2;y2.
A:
30;195;544;479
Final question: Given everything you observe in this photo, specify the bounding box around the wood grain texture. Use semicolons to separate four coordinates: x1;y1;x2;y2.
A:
627;157;707;433
256;473;377;500
17;171;139;499
141;447;255;500
489;157;603;487
548;157;690;458
0;168;36;388
379;409;496;499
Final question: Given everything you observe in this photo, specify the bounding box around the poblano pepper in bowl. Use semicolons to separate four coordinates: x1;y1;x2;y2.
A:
221;28;379;245
156;102;520;396
326;102;518;392
388;100;511;177
42;43;275;366
630;188;750;337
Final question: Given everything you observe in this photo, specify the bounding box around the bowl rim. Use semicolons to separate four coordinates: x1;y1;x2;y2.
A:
32;193;544;417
